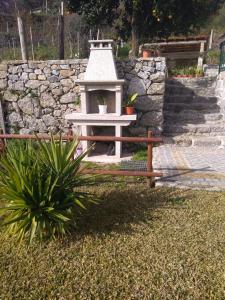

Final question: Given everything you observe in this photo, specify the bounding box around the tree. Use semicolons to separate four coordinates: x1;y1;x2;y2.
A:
66;0;223;55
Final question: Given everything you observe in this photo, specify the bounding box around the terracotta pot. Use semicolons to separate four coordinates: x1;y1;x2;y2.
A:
142;50;151;59
125;106;134;115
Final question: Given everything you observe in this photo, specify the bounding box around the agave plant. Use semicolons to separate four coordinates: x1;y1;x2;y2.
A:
0;135;96;244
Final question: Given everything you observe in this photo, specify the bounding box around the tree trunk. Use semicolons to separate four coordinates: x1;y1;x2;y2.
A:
130;10;139;57
59;1;64;59
17;16;28;61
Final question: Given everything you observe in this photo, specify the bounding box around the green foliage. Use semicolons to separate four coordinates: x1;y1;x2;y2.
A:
67;0;222;41
124;93;138;107
206;49;220;65
0;135;96;244
97;95;107;105
117;44;131;58
34;45;58;60
169;65;204;77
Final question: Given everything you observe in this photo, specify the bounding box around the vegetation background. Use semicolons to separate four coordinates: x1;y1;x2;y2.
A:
0;0;225;62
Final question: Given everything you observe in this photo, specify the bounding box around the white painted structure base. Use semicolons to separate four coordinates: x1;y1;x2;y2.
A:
65;113;136;159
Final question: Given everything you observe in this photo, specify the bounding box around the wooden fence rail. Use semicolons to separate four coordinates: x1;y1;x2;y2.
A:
0;131;163;187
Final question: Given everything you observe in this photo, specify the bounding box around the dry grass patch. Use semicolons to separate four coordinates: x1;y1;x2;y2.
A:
0;184;225;299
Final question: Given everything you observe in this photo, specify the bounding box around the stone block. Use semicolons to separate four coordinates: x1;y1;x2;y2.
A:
43;67;51;74
25;80;41;89
60;69;75;77
193;137;221;147
43;114;58;127
60;92;76;104
10;81;25;91
38;74;47;81
150;72;165;83
0;64;7;71
35;69;43;75
3;90;18;102
60;78;74;88
29;73;37;80
18;96;34;115
139;111;163;127
0;79;7;89
135;95;163;112
52;69;60;76
8;112;22;124
40;92;56;108
52;88;63;96
48;75;59;83
138;71;149;80
156;62;166;72
0;71;7;79
39;85;48;93
60;64;70;69
21;72;29;80
147;83;165;95
127;77;146;96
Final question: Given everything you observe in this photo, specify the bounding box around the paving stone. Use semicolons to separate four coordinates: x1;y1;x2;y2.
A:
153;145;225;190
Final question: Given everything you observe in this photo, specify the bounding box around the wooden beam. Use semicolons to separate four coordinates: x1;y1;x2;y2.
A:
81;169;162;177
0;134;163;143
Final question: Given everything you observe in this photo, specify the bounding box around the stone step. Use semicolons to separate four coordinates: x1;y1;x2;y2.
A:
165;85;215;97
164;111;223;122
163;135;224;147
163;124;225;135
164;95;218;105
164;102;219;112
166;77;217;88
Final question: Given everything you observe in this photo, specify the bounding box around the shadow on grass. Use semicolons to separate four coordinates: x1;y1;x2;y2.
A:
70;187;187;239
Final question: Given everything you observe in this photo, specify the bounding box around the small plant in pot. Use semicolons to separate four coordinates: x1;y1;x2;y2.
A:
124;93;138;115
97;96;107;114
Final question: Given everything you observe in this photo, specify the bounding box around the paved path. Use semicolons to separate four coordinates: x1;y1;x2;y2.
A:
153;145;225;190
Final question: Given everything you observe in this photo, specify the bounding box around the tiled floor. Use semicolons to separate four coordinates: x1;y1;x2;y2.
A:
153;145;225;190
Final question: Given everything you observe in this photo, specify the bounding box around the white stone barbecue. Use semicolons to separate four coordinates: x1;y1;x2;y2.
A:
65;39;136;160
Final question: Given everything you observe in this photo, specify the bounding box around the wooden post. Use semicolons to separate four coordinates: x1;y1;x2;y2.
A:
0;97;6;134
59;1;65;59
77;31;80;58
45;0;48;14
0;129;5;155
29;26;35;60
197;42;205;70
17;15;28;61
12;38;16;59
209;29;214;50
147;131;154;187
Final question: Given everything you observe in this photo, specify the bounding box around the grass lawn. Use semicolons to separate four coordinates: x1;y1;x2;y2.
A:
1;180;225;299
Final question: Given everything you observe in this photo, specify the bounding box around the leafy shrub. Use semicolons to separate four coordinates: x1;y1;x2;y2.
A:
0;135;96;244
169;65;202;77
206;49;220;65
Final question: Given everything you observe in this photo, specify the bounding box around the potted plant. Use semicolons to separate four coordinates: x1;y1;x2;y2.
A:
142;45;161;59
97;96;107;114
124;93;138;115
142;49;152;59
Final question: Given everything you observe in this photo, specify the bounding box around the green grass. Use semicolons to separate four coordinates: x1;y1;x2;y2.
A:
132;149;147;160
1;183;225;299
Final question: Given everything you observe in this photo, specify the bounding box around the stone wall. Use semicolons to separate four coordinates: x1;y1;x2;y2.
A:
0;58;166;135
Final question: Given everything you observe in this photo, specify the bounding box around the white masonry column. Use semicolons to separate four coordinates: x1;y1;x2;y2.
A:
115;85;122;116
80;85;88;114
81;125;91;152
115;125;122;158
